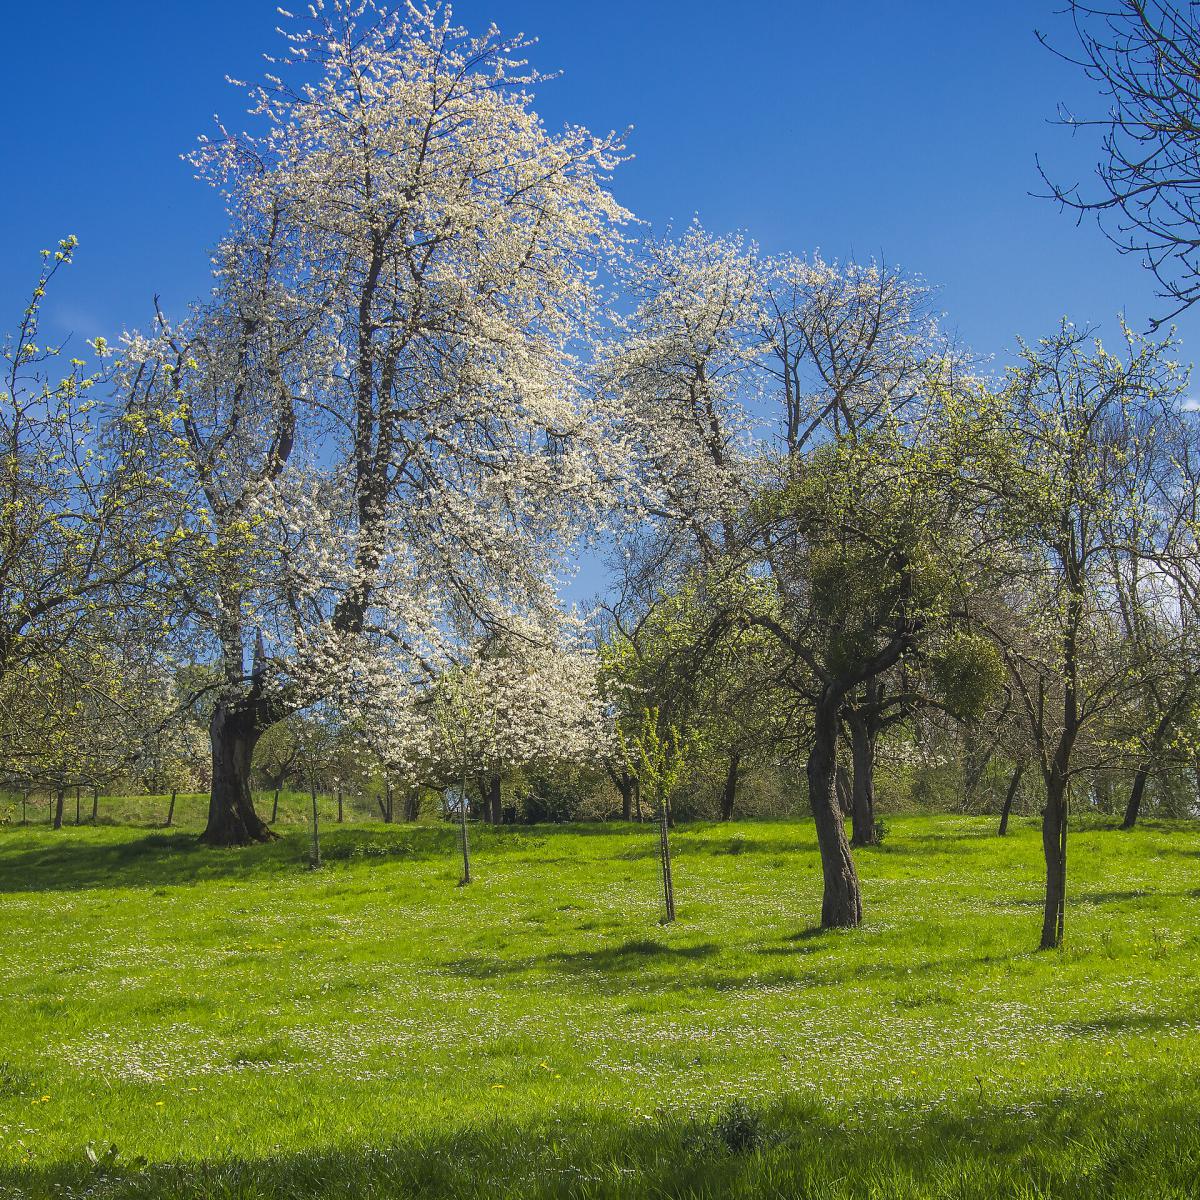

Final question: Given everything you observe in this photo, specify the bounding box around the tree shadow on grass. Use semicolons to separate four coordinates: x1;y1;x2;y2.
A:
443;938;722;983
0;826;474;893
548;938;721;974
2;1080;1198;1200
0;820;806;893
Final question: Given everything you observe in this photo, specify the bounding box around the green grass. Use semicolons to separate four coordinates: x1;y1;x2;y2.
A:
0;814;1198;1198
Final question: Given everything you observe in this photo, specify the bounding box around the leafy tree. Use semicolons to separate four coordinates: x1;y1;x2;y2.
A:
987;320;1188;948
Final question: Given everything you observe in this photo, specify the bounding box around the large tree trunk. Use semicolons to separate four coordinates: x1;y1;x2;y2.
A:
998;762;1025;836
52;784;64;831
487;773;502;825
1121;767;1148;830
1040;772;1068;950
808;695;863;928
271;788;280;823
201;702;276;846
719;751;741;821
848;714;878;847
404;787;420;822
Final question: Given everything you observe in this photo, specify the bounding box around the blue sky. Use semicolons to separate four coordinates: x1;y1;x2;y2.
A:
3;1;1195;602
3;0;1194;363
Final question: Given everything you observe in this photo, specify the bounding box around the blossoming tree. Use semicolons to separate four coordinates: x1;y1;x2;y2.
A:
125;1;628;844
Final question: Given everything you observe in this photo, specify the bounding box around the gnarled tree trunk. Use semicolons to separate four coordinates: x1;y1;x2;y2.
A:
835;762;852;816
809;694;862;928
201;701;276;846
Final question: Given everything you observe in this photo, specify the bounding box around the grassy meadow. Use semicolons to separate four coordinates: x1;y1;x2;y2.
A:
0;810;1198;1198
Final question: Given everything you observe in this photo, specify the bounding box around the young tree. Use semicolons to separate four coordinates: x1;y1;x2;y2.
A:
124;3;629;845
620;707;686;923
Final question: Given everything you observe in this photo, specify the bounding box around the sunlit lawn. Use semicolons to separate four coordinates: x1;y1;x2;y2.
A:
1;812;1198;1198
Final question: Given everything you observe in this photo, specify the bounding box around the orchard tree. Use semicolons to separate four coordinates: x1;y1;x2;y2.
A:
619;707;686;922
990;320;1188;948
0;242;179;700
125;2;629;844
601;571;789;821
609;231;1000;926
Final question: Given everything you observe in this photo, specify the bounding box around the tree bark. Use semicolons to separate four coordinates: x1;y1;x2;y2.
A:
404;787;420;822
271;787;280;823
835;762;852;816
998;762;1025;836
634;777;643;822
336;780;344;823
487;773;502;825
201;701;276;846
612;767;633;821
808;693;863;928
847;714;878;847
52;784;64;830
75;786;81;826
1121;767;1148;830
91;787;99;822
165;789;177;828
1040;772;1068;949
720;751;741;821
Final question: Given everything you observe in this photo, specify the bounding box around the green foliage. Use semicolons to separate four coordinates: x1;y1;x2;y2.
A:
619;707;686;815
927;631;1006;722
